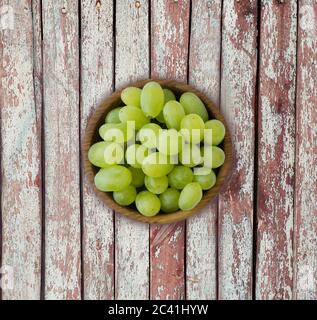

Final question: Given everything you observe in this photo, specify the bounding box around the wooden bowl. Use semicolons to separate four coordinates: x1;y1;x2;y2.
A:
83;79;233;224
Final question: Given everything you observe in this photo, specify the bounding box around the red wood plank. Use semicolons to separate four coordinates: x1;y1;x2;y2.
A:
218;0;258;299
150;0;190;300
256;0;297;299
186;0;222;300
42;0;81;299
294;1;317;300
81;0;114;299
115;0;150;299
0;0;42;299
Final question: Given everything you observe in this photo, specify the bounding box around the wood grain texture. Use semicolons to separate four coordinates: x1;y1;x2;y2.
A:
186;0;222;300
150;0;190;299
0;0;42;299
81;0;114;300
115;0;150;300
293;1;317;300
256;0;297;300
218;0;258;300
42;0;81;299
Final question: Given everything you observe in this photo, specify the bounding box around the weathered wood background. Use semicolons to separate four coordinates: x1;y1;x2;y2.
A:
0;0;316;300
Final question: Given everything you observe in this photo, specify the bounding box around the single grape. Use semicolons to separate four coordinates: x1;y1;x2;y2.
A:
137;123;161;149
163;100;185;130
180;114;205;144
119;105;149;130
129;167;145;188
126;144;153;168
179;143;202;167
100;122;133;143
121;87;142;108
168;165;194;190
178;182;202;211
145;175;168;194
142;152;174;178
156;89;177;123
113;185;137;206
141;81;164;118
94;165;132;192
202;145;225;168
179;92;209;122
157;129;183;156
193;168;216;190
204;119;226;145
105;107;122;124
159;188;180;213
88;141;111;168
136;191;161;216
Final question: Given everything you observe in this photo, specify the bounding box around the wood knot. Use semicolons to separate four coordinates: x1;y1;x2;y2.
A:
135;0;141;9
277;0;285;4
206;1;212;9
61;7;67;14
96;0;101;10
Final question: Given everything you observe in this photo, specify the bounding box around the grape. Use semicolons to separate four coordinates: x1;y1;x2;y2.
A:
204;119;226;145
157;129;183;156
100;122;133;143
193;168;216;190
105;107;122;124
180;114;205;144
126;144;152;168
129;167;145;188
178;182;202;211
179;92;208;121
137;123;161;148
88;141;111;168
168;165;194;190
156;89;177;123
103;142;124;165
94;165;132;192
119;105;149;130
163;100;185;130
113;185;137;206
141;81;164;117
179;143;202;167
142;152;174;178
159;188;180;213
121;87;142;108
145;175;168;194
202;145;225;168
135;191;161;216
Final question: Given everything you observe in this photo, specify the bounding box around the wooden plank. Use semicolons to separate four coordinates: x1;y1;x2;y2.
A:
150;0;190;300
42;0;81;299
256;0;297;300
218;0;258;299
115;0;150;300
0;0;42;299
293;1;317;300
186;0;221;300
81;0;114;300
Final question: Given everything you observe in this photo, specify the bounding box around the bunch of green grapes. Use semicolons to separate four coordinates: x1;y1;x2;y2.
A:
88;81;226;217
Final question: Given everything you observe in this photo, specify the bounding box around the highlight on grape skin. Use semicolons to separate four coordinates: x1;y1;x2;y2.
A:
88;81;226;217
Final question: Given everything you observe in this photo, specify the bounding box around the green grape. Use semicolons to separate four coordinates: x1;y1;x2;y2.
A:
180;114;205;144
129;167;145;188
156;89;176;123
145;175;168;194
121;87;142;108
119;105;149;130
105;107;122;124
113;185;137;206
141;81;164;118
94;165;132;192
179;143;202;167
103;142;124;165
88;141;111;168
159;188;180;213
168;165;194;190
126;144;152;168
193;168;216;190
178;182;202;211
138;123;161;148
202;145;225;168
142;152;174;178
100;122;133;143
204;119;226;145
179;92;209;121
157;129;183;156
135;191;161;216
163;100;185;130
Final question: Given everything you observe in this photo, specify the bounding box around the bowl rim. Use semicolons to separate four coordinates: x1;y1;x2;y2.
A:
82;79;234;224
